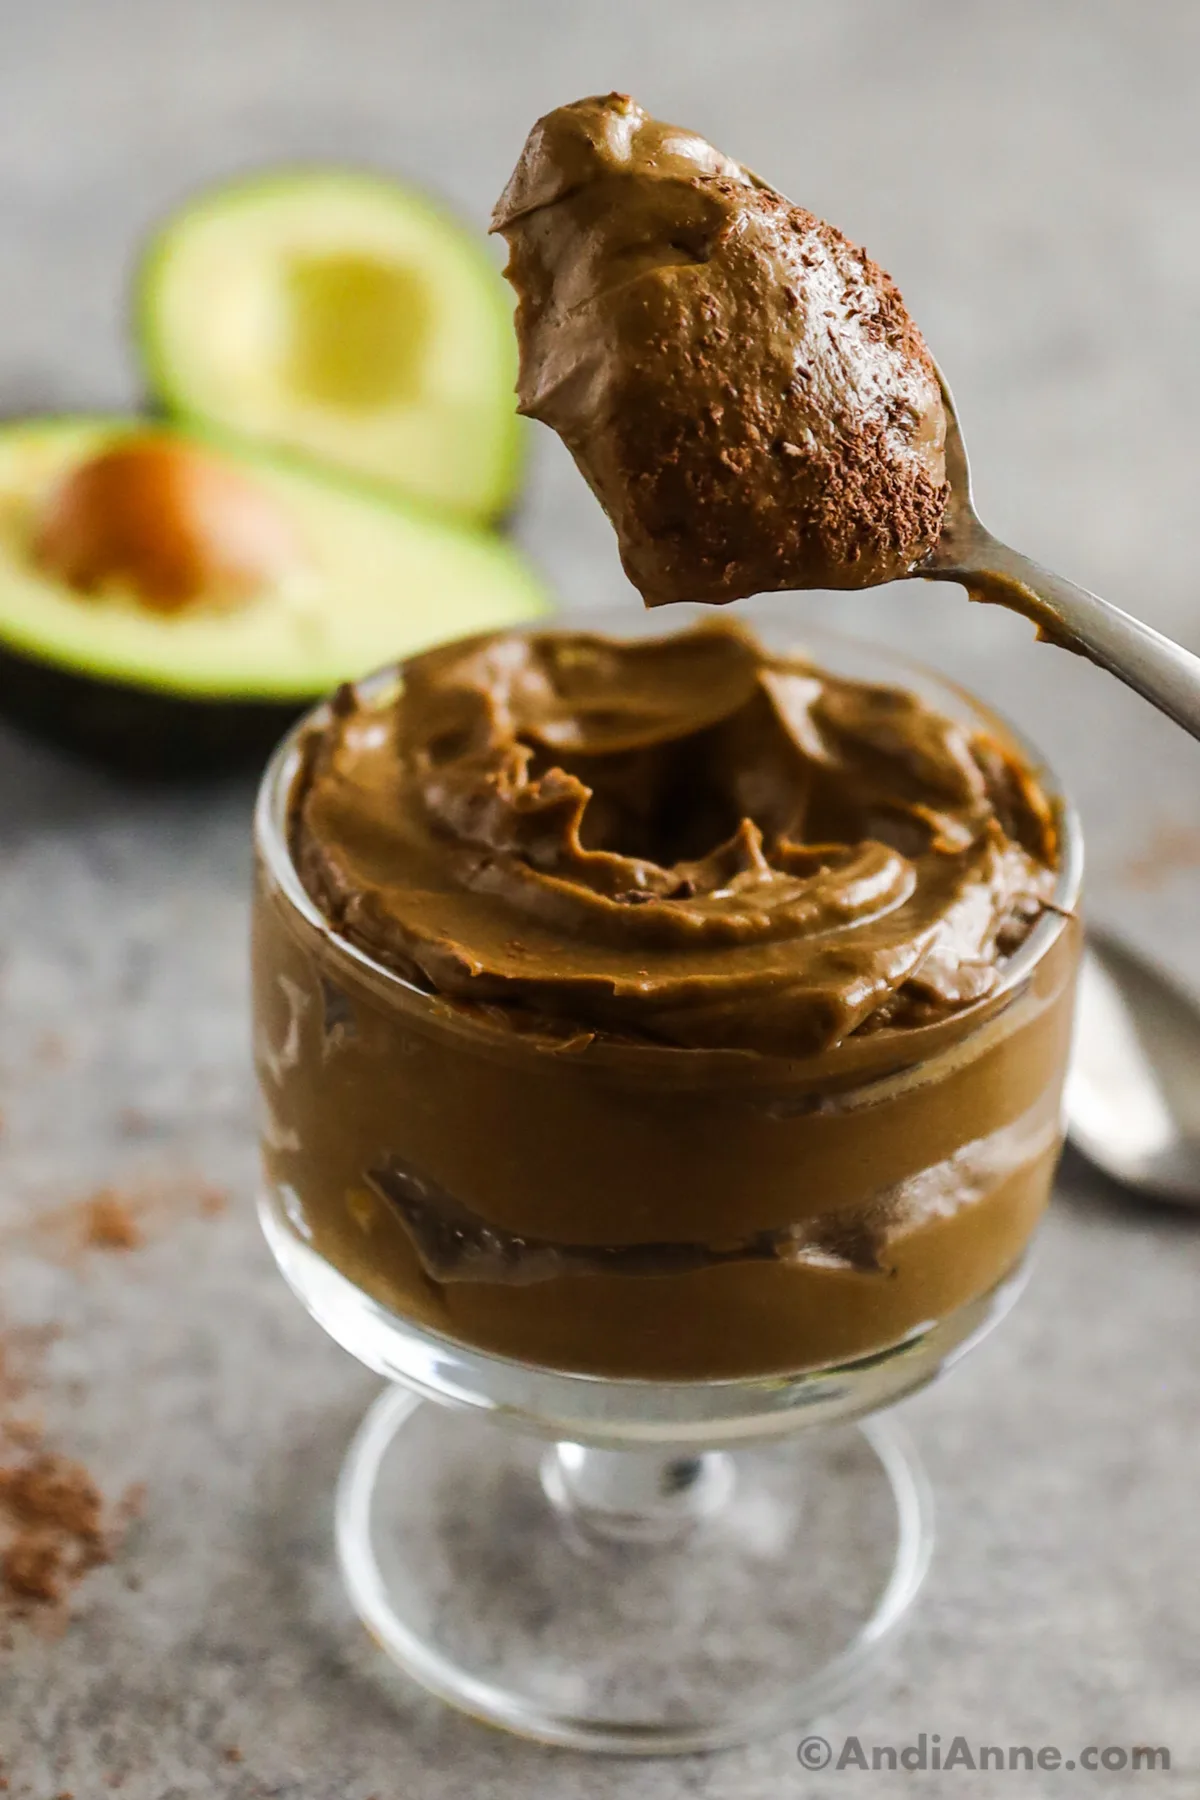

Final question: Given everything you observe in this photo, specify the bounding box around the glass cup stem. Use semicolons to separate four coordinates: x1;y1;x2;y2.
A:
540;1441;737;1546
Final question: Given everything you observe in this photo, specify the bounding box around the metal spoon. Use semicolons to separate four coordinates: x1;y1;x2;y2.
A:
917;371;1200;741
1064;931;1200;1205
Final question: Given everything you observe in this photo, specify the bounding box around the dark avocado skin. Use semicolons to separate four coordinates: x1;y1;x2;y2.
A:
0;643;303;777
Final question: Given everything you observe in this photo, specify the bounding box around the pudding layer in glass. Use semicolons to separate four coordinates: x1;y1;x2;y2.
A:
252;617;1080;1380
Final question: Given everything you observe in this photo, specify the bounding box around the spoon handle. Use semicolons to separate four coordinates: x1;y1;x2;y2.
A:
939;533;1200;741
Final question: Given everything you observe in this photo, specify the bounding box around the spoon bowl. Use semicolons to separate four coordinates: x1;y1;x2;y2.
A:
1065;931;1200;1206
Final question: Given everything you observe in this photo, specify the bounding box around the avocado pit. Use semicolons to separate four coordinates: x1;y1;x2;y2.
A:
32;436;303;614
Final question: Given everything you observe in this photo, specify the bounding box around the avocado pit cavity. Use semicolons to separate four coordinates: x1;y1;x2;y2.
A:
283;253;430;409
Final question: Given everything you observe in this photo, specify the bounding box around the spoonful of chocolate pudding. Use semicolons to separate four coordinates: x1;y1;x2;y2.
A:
493;93;1200;740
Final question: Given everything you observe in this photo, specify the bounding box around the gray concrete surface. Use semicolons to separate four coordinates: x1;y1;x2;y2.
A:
1;1;1198;1793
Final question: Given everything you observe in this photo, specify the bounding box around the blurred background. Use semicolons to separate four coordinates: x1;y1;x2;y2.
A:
5;0;1199;921
1;4;1197;1793
5;0;1199;624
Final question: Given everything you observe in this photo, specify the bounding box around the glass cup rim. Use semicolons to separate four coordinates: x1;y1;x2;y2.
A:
254;604;1083;1079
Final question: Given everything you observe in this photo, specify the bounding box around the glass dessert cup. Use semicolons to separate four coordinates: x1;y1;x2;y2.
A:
252;600;1083;1755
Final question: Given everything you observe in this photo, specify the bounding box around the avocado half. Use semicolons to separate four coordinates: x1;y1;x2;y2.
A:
135;168;524;524
0;418;547;775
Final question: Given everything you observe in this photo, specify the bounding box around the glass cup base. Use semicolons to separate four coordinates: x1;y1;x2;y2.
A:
335;1384;934;1755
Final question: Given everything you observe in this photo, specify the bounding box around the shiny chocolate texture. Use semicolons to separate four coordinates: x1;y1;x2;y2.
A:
290;621;1057;1057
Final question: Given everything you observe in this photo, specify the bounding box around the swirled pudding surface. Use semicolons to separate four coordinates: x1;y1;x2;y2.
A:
291;620;1056;1058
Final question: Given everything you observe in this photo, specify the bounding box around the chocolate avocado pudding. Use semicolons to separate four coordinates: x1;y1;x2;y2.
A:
250;97;1079;1381
253;618;1079;1379
292;621;1055;1052
491;93;947;607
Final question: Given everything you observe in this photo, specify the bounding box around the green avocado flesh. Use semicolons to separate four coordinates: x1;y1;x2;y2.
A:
0;419;546;702
137;170;524;522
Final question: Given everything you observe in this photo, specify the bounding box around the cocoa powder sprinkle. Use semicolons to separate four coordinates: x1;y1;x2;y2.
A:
81;1192;144;1252
0;1444;112;1613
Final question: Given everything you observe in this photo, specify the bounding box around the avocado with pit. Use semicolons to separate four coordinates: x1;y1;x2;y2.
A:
136;169;524;523
0;418;547;775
